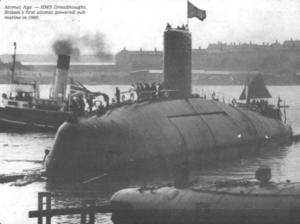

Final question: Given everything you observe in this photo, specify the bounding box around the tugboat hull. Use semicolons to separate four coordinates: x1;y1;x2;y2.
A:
0;53;73;132
0;107;71;132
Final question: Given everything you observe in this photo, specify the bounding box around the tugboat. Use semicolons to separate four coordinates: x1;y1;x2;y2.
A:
0;43;72;131
110;167;300;224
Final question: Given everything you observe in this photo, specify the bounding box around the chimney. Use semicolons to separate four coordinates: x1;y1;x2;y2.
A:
52;55;70;100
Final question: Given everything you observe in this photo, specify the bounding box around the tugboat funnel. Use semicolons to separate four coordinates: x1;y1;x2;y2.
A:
52;55;70;100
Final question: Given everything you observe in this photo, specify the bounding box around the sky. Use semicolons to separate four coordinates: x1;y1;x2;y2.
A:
0;0;299;55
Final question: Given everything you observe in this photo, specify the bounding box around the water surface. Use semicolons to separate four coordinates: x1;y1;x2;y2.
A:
0;85;299;224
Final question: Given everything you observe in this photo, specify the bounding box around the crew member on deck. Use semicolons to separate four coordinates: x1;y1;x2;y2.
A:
136;83;141;101
77;95;85;116
211;91;216;100
277;96;282;108
151;82;157;100
43;149;50;165
97;101;106;116
103;93;110;108
166;23;172;30
115;87;121;104
70;98;79;116
87;96;94;113
157;83;163;99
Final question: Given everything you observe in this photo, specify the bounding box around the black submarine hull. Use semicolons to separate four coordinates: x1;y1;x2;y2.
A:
46;98;292;180
46;28;292;180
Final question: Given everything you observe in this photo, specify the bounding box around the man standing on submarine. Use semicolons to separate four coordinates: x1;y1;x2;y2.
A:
87;95;94;113
115;87;121;104
77;94;85;116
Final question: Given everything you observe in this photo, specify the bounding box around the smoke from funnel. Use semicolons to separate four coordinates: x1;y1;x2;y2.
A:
80;33;113;61
52;32;113;61
52;39;74;56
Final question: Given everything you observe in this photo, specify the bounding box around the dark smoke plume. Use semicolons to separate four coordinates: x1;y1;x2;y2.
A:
52;33;113;61
52;39;75;56
80;33;113;61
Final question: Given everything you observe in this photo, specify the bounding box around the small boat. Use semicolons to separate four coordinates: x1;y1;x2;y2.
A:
239;73;272;102
0;43;73;131
110;167;300;224
236;74;286;121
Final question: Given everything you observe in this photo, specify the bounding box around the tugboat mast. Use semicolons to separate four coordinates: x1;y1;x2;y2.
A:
10;42;17;83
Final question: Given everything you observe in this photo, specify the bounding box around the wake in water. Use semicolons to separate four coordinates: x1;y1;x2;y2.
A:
0;165;45;186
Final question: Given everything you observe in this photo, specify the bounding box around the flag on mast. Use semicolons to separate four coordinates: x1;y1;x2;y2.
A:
188;1;206;21
70;78;91;96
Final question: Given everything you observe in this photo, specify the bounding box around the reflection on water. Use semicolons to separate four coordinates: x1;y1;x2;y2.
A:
191;141;293;181
0;85;300;224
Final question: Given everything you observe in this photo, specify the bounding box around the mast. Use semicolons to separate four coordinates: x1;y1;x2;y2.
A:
10;42;17;83
186;0;189;28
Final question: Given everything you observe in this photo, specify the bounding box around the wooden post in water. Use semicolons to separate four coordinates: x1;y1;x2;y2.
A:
81;200;95;224
29;192;111;223
38;192;52;224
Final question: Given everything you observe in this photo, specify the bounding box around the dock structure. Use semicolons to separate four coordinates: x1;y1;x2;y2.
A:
28;192;112;224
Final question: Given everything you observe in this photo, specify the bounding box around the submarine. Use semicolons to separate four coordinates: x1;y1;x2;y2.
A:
46;27;292;180
110;168;300;224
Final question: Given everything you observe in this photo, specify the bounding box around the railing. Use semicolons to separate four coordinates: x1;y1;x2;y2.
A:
29;192;112;224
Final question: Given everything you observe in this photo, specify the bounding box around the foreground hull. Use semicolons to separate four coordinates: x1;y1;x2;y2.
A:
110;182;300;224
46;98;292;180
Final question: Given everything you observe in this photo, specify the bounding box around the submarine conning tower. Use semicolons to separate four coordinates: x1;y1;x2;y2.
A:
163;29;192;98
52;54;70;100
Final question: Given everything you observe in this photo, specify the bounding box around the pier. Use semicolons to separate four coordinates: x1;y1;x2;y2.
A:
28;192;112;224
